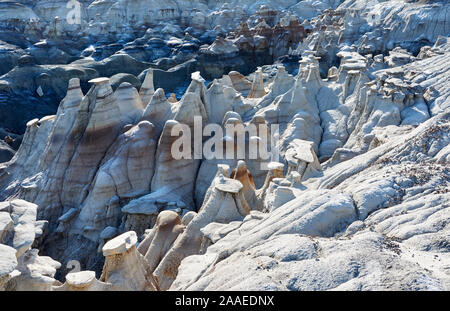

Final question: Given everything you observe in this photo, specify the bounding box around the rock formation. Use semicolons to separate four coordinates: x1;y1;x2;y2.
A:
0;199;61;291
0;0;449;292
99;231;159;291
155;171;251;290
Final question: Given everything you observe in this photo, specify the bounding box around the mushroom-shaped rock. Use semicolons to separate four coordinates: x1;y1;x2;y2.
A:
102;231;137;257
55;208;78;233
285;139;321;179
100;231;158;291
53;270;113;291
65;271;96;290
154;174;249;290
256;162;285;211
215;174;243;194
195;161;235;208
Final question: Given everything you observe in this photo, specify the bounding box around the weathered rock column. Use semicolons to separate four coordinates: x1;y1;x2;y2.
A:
100;231;159;291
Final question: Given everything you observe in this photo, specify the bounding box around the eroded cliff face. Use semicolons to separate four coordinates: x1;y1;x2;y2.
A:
0;0;449;291
3;0;446;136
0;0;328;137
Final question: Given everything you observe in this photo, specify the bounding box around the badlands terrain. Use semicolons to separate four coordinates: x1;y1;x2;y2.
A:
0;0;449;291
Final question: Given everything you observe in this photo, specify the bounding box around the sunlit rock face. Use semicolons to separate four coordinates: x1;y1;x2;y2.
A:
172;114;449;291
0;0;449;292
137;211;185;273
